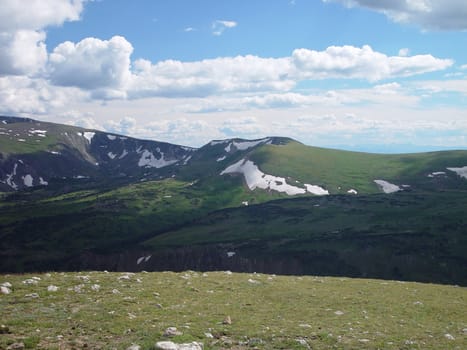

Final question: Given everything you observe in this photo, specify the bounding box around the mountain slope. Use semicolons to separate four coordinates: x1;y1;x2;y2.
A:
0;116;195;191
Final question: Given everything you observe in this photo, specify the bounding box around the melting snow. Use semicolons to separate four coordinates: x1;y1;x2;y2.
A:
119;150;128;159
6;163;18;190
29;129;47;134
183;155;192;165
23;174;33;187
347;189;358;194
221;159;328;196
107;134;117;140
39;177;48;185
428;171;446;178
210;140;228;146
83;132;95;143
138;150;178;168
224;138;270;153
217;156;226;162
107;152;117;159
374;180;401;193
447;166;467;179
304;184;329;196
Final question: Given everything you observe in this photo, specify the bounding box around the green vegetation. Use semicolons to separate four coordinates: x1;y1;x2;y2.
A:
251;141;467;193
1;271;466;349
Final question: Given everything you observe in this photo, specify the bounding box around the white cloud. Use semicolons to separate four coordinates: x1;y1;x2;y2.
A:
0;75;85;115
49;36;133;94
291;45;452;82
212;20;237;36
324;0;467;30
0;0;85;76
0;30;47;75
398;48;410;57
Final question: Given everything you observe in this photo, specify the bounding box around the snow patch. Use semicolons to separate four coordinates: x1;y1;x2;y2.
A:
210;140;228;146
107;152;117;159
17;138;25;142
73;175;89;179
374;180;401;193
217;155;226;162
137;255;152;265
6;163;18;190
447;166;467;179
83;132;95;143
347;189;358;194
227;252;236;258
23;174;33;187
304;184;329;196
48;150;61;155
428;171;446;178
183;155;192;165
39;177;48;185
138;149;178;168
1;120;6;124
107;134;117;140
221;159;326;196
224;138;270;153
29;129;47;134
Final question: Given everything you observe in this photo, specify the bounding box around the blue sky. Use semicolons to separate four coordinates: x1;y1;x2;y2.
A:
1;0;466;152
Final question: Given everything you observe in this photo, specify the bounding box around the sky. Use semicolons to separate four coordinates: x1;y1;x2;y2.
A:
0;0;466;152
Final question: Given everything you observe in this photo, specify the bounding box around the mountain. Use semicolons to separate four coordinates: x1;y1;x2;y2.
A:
1;116;466;285
0;116;195;191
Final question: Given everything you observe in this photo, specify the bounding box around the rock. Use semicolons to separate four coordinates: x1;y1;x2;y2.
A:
1;282;12;288
91;284;100;291
126;345;141;350
0;325;10;334
7;343;25;350
444;333;455;340
22;279;38;285
47;285;59;292
163;327;183;337
247;278;260;284
1;286;11;294
25;293;39;298
155;341;203;350
204;332;214;338
334;310;344;315
222;315;232;325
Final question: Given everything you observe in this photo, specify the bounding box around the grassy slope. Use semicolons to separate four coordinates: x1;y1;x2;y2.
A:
250;141;467;193
0;175;289;271
144;191;467;285
1;271;466;349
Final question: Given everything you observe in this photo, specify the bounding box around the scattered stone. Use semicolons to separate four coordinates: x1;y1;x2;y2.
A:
224;270;232;275
204;332;214;338
359;339;370;343
163;327;183;337
413;301;423;306
222;315;232;325
119;275;131;281
247;278;260;284
7;342;24;350
112;289;120;294
296;338;310;348
156;303;163;309
334;310;344;316
155;341;203;350
462;328;467;334
1;282;12;288
444;333;455;340
25;293;39;298
126;345;140;350
0;325;10;334
299;324;312;328
22;279;38;285
47;285;59;292
91;284;100;291
1;286;11;294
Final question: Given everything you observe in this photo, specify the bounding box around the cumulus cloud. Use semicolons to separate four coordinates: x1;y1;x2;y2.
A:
0;76;85;115
0;0;85;76
126;45;451;99
323;0;467;30
291;45;452;82
212;20;237;36
49;36;133;95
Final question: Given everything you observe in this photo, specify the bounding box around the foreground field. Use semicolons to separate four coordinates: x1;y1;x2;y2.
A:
1;271;466;349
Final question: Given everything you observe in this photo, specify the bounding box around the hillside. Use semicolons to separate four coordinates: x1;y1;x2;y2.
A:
1;271;466;350
1;116;467;285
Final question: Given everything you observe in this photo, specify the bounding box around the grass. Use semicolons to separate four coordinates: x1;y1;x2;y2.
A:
250;141;467;194
1;271;466;349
